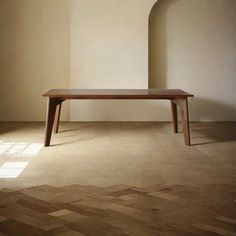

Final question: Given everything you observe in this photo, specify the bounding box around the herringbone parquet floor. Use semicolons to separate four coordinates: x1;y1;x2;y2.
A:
1;184;236;236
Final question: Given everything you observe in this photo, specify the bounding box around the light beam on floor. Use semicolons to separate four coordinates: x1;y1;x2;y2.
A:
0;142;43;157
5;143;28;155
22;143;43;156
0;142;15;154
0;162;29;178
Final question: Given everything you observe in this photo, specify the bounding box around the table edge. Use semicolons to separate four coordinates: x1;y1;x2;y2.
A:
43;89;194;98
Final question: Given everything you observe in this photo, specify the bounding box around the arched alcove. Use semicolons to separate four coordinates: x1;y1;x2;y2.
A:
148;0;178;89
148;0;236;121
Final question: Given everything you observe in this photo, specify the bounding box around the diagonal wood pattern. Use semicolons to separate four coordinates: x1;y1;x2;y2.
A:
0;184;236;236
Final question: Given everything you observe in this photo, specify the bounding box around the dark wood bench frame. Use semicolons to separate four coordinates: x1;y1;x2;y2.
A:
43;89;194;147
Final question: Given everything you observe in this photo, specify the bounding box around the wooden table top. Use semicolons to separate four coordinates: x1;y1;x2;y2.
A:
43;89;194;99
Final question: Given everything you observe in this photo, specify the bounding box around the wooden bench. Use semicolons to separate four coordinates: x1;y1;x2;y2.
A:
43;89;194;147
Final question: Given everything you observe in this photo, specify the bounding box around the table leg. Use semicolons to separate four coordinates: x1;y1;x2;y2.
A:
172;98;191;146
171;101;178;133
54;102;63;134
44;98;61;147
179;98;191;146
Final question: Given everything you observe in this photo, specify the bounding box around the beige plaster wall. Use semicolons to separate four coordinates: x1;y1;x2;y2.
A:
0;0;70;121
69;0;157;121
1;0;236;121
149;0;236;121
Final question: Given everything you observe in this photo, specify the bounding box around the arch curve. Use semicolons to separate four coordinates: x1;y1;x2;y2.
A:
148;0;179;89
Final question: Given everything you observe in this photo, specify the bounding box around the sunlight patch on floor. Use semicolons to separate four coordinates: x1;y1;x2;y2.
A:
5;143;28;155
22;143;43;156
0;142;15;154
0;142;43;157
0;141;43;178
0;162;29;178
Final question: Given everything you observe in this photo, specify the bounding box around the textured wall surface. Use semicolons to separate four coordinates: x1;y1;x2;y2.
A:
69;0;157;121
1;0;236;121
149;0;236;121
0;0;70;121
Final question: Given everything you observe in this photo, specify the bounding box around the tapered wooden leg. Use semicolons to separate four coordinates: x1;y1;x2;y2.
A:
54;103;62;133
179;98;191;146
171;101;178;133
44;98;60;147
